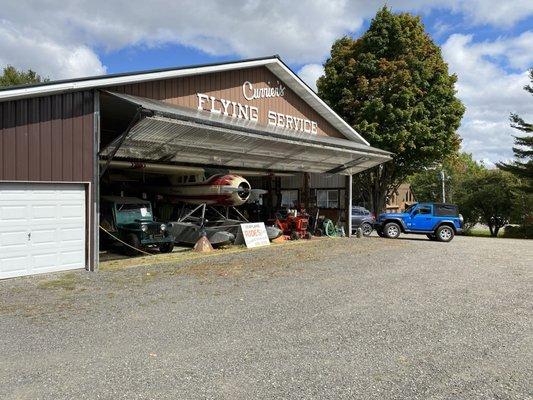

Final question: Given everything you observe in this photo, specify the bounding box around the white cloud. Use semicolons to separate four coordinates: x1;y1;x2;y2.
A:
0;21;106;79
297;64;324;92
2;1;532;80
452;0;533;27
442;33;533;164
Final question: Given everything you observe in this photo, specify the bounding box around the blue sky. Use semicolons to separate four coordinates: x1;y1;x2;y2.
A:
1;1;532;164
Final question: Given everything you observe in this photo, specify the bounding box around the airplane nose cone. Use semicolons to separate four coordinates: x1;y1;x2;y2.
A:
237;181;251;201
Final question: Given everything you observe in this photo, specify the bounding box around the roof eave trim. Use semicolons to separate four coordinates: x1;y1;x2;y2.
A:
0;58;279;101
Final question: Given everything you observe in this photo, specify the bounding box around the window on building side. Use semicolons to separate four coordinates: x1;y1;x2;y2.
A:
281;190;299;208
317;189;339;208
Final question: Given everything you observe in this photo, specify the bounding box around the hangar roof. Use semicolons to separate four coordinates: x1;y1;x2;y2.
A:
0;56;368;145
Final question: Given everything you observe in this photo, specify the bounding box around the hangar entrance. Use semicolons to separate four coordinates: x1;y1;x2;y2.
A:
97;86;389;258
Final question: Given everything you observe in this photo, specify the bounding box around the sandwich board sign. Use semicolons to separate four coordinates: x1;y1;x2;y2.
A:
235;222;270;248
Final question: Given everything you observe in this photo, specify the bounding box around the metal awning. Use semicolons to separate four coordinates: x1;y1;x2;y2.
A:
100;91;391;175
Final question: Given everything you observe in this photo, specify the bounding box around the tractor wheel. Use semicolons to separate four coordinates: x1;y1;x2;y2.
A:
159;242;174;253
314;229;323;237
304;232;312;240
125;233;142;256
290;231;300;240
361;223;373;237
383;222;401;239
436;225;454;242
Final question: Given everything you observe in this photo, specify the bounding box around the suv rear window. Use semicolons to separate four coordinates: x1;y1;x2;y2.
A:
434;204;458;216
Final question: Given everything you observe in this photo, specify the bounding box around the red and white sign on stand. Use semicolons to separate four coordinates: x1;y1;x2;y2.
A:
235;222;270;248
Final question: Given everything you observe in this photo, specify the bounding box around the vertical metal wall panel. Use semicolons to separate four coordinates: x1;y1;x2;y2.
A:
0;91;94;182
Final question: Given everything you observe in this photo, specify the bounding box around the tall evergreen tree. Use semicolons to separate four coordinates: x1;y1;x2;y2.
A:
317;7;464;212
497;69;533;193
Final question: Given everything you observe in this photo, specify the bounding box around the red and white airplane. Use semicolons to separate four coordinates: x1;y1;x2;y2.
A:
101;160;269;206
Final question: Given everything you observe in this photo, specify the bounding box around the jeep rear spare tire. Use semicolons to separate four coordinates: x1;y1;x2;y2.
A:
384;222;401;239
436;225;454;242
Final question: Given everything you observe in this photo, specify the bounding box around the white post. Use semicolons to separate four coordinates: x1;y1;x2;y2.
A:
440;170;446;203
348;174;353;237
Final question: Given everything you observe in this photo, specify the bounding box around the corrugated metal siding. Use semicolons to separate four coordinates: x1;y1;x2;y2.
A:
310;173;344;188
280;174;303;188
0;91;94;182
279;173;344;189
109;66;345;139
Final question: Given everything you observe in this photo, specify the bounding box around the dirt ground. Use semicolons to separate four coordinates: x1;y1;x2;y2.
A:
1;235;532;399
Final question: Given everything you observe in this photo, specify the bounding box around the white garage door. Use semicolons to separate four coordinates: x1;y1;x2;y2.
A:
0;183;86;279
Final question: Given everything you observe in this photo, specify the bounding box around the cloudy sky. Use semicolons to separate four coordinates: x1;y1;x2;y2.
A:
1;1;532;165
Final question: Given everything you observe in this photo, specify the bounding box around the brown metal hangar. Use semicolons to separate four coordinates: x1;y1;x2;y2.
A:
0;56;391;278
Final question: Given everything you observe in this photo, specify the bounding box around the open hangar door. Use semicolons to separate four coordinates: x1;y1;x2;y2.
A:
97;90;390;256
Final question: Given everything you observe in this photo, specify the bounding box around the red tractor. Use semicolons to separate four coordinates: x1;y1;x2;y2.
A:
274;209;312;240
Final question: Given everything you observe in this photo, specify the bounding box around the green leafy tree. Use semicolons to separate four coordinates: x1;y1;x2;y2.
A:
317;7;465;212
456;170;517;236
0;65;47;87
409;152;484;204
497;69;533;193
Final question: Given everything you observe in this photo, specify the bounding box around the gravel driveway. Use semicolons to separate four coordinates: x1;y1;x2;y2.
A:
1;235;532;399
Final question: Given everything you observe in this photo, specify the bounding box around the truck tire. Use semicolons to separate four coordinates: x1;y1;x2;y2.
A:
159;242;174;253
384;222;401;239
125;233;142;256
436;225;454;242
361;222;373;237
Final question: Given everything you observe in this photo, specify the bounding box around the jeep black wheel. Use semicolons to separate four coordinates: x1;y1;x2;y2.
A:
384;222;401;239
436;225;454;242
125;233;142;256
159;242;174;253
361;222;373;237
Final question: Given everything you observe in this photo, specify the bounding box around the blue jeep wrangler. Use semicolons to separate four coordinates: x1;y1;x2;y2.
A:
374;203;463;242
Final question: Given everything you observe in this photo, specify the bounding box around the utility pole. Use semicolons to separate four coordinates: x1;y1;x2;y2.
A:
440;170;446;203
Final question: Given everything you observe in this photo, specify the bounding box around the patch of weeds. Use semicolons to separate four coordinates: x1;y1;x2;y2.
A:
37;272;79;291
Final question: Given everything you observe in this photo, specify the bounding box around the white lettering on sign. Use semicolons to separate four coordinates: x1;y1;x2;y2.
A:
235;222;270;248
268;110;317;134
243;81;285;101
196;81;318;135
197;93;259;122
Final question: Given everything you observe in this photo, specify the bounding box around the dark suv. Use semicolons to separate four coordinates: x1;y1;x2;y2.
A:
100;196;174;255
374;203;463;242
351;206;375;236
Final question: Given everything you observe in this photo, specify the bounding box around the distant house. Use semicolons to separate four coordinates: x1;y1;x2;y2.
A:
386;183;416;213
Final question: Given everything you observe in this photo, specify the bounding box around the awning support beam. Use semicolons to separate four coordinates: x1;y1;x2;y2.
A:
99;106;143;179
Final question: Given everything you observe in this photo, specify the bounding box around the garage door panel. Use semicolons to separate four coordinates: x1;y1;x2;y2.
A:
59;227;84;241
32;205;57;219
31;228;57;244
1;230;29;246
60;204;85;218
32;253;59;270
1;255;30;274
0;204;28;220
0;183;86;279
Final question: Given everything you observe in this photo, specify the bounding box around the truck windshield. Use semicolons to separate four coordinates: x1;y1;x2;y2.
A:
404;204;416;213
116;203;153;224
